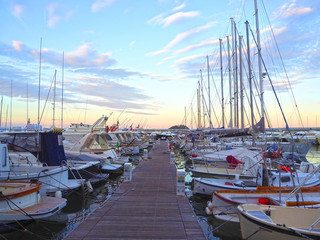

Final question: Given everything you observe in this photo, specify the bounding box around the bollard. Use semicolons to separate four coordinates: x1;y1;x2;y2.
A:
124;163;132;182
170;152;175;164
176;169;185;196
143;149;148;159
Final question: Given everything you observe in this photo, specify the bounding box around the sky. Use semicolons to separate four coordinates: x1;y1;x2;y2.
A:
0;0;319;129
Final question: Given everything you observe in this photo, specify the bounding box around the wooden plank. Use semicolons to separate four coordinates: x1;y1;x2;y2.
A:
65;142;206;240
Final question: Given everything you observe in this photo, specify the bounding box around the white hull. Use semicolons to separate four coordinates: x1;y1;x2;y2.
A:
238;204;320;240
193;178;256;196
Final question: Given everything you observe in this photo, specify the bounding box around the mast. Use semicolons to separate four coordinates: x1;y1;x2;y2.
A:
184;106;187;127
53;69;57;128
37;38;42;132
234;21;239;128
239;35;244;131
61;51;64;129
197;86;201;128
254;0;264;132
0;96;2;127
5;104;8;129
231;18;235;129
207;55;212;128
246;21;255;145
200;69;205;128
219;38;224;128
227;36;233;128
27;79;29;124
10;79;12;130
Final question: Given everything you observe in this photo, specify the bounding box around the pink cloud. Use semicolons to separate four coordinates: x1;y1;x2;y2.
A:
12;40;24;51
148;11;199;27
275;1;314;18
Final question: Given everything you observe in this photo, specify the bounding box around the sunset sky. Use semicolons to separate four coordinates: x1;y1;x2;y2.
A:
0;0;319;129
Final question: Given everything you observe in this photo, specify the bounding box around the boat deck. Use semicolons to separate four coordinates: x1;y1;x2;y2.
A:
65;141;206;240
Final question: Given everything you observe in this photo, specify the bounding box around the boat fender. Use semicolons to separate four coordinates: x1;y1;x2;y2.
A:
86;181;93;192
205;207;213;215
55;190;62;198
207;201;213;209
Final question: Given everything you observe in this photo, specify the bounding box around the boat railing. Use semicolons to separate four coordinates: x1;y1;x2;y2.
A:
62;160;84;185
310;216;320;230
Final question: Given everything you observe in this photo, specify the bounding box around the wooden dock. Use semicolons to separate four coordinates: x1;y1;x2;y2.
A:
65;141;206;240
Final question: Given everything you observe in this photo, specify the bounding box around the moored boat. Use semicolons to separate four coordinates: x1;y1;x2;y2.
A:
238;204;320;240
0;180;66;232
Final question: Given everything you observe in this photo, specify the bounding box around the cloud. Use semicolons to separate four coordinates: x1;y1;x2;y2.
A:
275;1;315;18
148;11;199;27
46;3;73;28
146;22;215;56
173;3;186;11
12;41;24;51
0;41;145;81
174;38;219;54
64;43;116;68
130;41;136;47
12;4;25;19
91;0;116;12
146;49;169;57
47;3;61;27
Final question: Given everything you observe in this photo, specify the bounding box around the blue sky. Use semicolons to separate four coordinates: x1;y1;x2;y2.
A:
0;0;319;129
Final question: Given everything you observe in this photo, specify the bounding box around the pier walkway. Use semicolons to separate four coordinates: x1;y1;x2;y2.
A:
66;141;206;240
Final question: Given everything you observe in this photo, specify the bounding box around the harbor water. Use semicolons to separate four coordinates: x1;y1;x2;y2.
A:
2;146;320;240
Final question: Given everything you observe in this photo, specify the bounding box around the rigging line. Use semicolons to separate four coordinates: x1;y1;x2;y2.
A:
249;26;294;142
0;192;54;236
208;60;221;127
39;71;56;124
261;0;304;128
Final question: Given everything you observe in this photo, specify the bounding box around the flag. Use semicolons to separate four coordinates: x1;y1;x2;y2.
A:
116;141;120;153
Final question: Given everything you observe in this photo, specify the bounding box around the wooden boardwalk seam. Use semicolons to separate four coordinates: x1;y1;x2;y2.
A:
65;142;206;240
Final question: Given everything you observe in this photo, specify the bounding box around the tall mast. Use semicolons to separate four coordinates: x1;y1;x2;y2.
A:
234;21;238;128
10;79;12;130
227;36;233;128
254;0;264;132
231;18;235;129
197;85;201;128
53;69;57;128
207;55;212;128
0;96;2;128
200;69;205;128
219;38;224;128
246;21;255;145
239;35;244;131
27;79;29;124
61;51;64;129
37;38;42;132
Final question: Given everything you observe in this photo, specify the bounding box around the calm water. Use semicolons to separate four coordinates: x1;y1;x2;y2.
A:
2;146;320;240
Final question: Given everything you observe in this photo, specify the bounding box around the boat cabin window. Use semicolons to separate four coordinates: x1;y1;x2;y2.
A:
1;147;7;167
105;135;112;141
